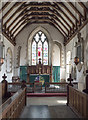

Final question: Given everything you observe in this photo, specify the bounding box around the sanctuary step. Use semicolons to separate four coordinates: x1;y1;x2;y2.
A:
27;93;67;97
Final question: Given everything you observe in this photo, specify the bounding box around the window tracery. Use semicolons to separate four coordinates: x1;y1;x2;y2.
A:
32;31;48;65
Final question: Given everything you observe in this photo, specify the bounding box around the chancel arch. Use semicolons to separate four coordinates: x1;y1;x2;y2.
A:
27;26;52;66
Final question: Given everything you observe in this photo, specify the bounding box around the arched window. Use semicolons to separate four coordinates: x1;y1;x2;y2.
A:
32;31;48;65
66;51;71;78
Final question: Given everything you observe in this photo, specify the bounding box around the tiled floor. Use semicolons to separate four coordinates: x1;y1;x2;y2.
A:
27;97;67;106
20;97;78;118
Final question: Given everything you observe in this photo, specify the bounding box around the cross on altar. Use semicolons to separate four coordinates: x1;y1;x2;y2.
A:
67;74;73;86
2;73;7;81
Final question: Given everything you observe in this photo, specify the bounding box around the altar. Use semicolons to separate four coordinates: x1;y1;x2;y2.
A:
29;74;49;87
20;64;52;84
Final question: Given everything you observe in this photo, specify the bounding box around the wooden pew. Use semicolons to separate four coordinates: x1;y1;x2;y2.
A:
0;88;26;119
67;86;88;118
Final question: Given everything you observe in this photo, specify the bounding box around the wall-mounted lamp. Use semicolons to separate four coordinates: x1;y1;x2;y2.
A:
74;56;79;65
0;58;4;65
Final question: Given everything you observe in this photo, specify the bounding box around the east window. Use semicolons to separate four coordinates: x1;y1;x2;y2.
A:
32;31;48;65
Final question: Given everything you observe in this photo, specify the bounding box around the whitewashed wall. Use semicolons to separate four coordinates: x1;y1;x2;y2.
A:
52;44;60;66
0;36;14;82
66;23;88;91
14;24;65;76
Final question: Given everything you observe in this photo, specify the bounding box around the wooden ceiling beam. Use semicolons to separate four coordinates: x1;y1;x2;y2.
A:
65;19;88;45
4;2;57;25
2;27;16;46
0;2;10;13
4;2;26;25
15;21;65;38
60;3;78;23
13;17;68;37
68;2;83;18
53;2;75;27
7;8;27;30
67;2;84;25
78;2;88;20
4;2;73;29
3;2;22;19
7;8;71;32
78;2;88;11
10;13;69;35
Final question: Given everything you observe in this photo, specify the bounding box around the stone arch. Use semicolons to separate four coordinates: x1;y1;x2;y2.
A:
53;41;63;67
27;26;53;66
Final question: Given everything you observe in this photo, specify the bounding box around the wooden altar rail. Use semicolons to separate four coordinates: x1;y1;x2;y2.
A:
0;88;26;119
45;82;78;93
8;82;34;93
68;86;88;118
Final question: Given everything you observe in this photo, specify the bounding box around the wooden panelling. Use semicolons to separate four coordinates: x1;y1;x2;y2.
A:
27;65;52;82
68;86;88;118
0;88;26;119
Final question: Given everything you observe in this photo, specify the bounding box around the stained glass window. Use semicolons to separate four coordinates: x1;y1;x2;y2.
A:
43;41;48;65
32;31;48;65
32;41;36;65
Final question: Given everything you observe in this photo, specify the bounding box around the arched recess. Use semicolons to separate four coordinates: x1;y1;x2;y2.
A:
52;41;62;67
52;41;63;82
27;26;53;66
6;47;12;73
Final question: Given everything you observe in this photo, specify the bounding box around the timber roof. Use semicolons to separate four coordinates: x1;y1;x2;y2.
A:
0;1;88;45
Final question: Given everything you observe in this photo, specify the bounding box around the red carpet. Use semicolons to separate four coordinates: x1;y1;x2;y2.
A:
27;93;67;97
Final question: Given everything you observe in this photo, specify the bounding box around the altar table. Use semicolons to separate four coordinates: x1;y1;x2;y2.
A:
29;74;49;87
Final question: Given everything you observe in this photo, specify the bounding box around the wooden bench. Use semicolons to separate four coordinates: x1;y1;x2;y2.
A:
68;86;88;118
0;88;26;119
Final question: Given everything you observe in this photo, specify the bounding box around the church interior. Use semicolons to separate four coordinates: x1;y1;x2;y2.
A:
0;0;88;119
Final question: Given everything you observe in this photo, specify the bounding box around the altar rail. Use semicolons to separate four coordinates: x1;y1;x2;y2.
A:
68;86;88;118
0;88;26;119
45;82;78;93
8;82;34;93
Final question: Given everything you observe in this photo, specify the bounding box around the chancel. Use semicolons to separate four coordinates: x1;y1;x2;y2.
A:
0;0;88;119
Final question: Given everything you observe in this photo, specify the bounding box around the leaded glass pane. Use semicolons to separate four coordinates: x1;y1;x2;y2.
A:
39;31;42;35
32;31;48;65
41;33;46;42
32;41;36;65
43;41;48;65
34;33;39;42
38;41;42;64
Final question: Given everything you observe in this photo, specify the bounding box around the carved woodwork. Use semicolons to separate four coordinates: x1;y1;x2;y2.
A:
68;86;88;118
1;74;11;99
27;65;52;83
1;2;88;46
0;88;26;119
